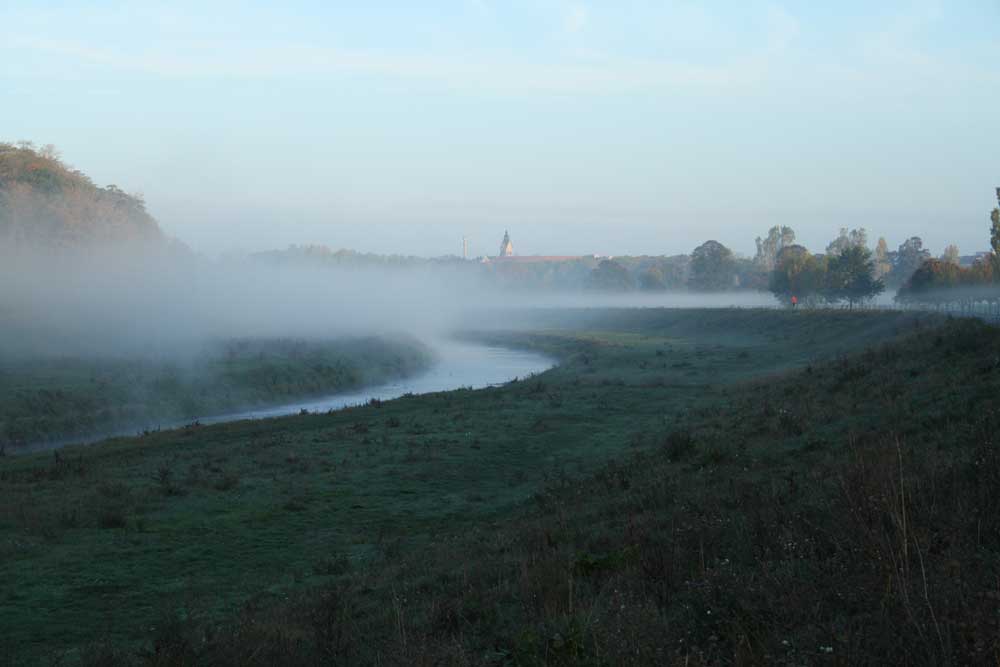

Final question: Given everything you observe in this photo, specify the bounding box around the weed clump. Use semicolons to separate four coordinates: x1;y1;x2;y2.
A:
96;506;128;530
313;555;351;576
213;472;240;491
153;466;185;496
662;429;696;460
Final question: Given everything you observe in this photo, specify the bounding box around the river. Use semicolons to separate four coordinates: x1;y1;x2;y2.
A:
200;338;553;423
17;339;554;454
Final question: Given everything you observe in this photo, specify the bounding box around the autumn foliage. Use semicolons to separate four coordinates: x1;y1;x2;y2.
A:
0;142;163;247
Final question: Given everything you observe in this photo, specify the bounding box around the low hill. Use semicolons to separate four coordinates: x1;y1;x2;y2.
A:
0;142;163;247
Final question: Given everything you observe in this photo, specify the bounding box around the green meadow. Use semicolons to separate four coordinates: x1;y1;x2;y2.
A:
1;308;997;665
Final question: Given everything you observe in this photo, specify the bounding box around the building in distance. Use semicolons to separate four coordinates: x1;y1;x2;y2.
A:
486;230;598;263
499;230;513;258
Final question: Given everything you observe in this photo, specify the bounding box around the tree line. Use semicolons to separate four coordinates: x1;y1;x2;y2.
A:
589;188;999;308
895;188;1000;305
258;209;998;304
10;141;994;306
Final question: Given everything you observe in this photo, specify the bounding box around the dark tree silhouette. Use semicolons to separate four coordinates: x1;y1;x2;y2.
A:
824;245;884;308
991;187;1000;274
587;259;634;291
888;236;931;287
769;244;825;306
688;240;736;291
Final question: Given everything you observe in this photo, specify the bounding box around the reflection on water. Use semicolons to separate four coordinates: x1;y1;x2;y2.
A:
203;340;553;423
21;340;554;453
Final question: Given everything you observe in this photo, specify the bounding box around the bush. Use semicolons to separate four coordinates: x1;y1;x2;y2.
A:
97;506;128;530
213;472;240;491
662;429;695;460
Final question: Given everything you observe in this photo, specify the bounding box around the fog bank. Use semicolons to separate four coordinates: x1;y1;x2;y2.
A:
0;245;470;360
0;244;784;361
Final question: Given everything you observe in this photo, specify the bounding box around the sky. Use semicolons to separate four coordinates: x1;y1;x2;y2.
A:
1;1;998;258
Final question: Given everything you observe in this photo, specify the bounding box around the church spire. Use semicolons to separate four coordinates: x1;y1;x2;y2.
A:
498;230;513;257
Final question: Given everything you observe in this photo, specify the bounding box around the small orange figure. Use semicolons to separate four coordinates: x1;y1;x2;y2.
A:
791;295;798;308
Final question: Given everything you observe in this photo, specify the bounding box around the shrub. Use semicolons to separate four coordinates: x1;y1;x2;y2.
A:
97;507;127;530
213;472;240;491
662;429;696;460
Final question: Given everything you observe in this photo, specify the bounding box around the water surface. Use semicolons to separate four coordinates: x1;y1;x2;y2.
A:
20;339;554;454
202;339;552;423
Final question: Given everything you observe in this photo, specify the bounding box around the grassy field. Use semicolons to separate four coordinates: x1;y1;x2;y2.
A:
2;308;997;665
0;336;433;448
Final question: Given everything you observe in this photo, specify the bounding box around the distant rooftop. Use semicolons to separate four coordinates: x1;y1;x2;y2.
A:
491;255;583;263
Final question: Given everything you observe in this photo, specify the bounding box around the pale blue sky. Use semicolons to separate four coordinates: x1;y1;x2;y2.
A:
1;1;998;257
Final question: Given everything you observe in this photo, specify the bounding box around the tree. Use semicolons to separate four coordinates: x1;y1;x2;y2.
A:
735;257;769;291
754;225;796;271
769;244;826;306
823;245;884;308
941;244;960;265
896;258;963;303
889;190;1000;304
874;237;892;279
991;187;1000;276
654;256;691;289
587;259;633;291
638;266;667;290
887;236;931;286
968;255;995;289
688;240;736;291
826;227;868;255
0;142;163;246
38;144;61;161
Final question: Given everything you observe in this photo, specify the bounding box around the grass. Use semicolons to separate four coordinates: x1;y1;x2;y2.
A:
0;336;433;447
2;308;996;664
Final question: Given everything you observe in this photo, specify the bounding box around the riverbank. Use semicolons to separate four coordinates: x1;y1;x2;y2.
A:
10;340;553;455
6;308;995;664
0;336;434;450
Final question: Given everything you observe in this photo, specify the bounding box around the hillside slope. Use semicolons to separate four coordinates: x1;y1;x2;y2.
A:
6;309;995;665
0;142;162;247
163;313;994;666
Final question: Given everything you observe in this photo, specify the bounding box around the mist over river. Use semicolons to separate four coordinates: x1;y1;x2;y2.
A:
202;339;553;423
20;339;554;454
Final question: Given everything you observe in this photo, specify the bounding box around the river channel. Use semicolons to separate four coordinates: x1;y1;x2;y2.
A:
19;339;554;454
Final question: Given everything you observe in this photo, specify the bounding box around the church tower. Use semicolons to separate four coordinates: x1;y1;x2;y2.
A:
498;230;513;257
